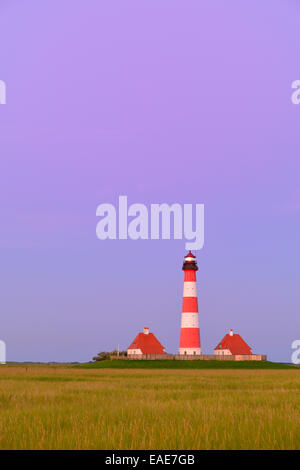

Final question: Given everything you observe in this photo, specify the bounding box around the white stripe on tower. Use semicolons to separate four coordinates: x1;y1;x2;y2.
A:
181;312;199;328
183;282;197;297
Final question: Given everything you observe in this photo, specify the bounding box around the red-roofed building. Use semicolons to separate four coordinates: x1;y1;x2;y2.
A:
214;329;252;356
127;327;166;356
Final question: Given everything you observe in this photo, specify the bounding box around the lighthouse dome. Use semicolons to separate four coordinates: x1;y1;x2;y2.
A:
182;251;198;271
185;251;196;261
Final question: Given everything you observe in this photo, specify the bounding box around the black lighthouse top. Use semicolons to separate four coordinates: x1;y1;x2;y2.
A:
182;251;198;271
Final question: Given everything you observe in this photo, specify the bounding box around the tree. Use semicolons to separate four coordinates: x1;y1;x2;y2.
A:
92;350;127;361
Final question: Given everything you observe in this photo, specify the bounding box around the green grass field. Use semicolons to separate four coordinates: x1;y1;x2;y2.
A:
76;359;295;369
0;363;299;450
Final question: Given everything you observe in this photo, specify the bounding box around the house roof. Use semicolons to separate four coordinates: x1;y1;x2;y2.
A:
214;332;252;355
128;331;165;354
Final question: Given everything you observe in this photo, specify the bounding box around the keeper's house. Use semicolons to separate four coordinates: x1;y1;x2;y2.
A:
127;327;166;356
214;329;252;356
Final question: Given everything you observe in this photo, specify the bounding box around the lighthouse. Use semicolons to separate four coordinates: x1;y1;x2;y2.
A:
179;251;202;355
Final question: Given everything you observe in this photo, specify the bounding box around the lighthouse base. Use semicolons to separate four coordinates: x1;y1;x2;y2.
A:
178;348;202;355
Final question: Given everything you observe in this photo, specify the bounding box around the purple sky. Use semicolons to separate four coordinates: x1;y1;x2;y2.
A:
0;1;299;362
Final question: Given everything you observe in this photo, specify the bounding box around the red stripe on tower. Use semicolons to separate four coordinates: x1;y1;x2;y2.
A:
179;251;202;355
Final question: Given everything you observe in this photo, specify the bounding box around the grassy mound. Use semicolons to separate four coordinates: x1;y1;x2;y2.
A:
75;359;295;369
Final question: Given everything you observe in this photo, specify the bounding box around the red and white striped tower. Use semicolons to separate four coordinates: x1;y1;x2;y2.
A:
179;251;202;355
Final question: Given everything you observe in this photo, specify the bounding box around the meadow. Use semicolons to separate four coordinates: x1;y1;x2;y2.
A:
77;359;295;369
0;364;299;450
